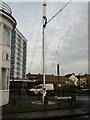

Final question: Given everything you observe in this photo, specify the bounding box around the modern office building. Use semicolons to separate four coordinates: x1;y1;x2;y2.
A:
10;28;27;79
0;1;16;106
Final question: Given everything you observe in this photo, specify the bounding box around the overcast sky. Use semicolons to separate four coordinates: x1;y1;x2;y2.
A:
7;0;88;76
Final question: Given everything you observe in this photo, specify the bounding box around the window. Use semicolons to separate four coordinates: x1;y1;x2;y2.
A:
3;25;11;47
2;52;10;62
35;86;42;89
6;54;10;61
1;68;6;90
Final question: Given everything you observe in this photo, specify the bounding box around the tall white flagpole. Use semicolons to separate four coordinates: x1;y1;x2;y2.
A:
42;0;47;103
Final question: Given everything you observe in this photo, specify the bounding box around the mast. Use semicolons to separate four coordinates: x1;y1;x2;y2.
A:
41;0;71;103
42;0;47;102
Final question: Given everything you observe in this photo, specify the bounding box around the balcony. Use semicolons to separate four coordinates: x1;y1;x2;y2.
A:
0;1;12;15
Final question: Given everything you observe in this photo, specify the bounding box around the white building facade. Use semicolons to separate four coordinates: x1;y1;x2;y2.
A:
69;74;78;86
10;28;27;79
0;1;16;106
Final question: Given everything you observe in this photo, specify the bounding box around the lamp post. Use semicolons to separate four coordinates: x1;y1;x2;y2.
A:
57;64;61;109
57;64;60;96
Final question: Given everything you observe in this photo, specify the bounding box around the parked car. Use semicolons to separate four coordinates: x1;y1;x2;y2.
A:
28;84;54;96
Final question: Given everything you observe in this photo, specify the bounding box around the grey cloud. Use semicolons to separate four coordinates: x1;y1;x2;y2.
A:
8;2;88;75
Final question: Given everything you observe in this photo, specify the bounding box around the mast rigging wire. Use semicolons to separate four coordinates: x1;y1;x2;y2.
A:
47;1;71;25
49;1;71;75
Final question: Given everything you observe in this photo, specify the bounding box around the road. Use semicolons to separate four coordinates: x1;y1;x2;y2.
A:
10;92;90;101
76;95;90;113
53;115;90;120
10;93;90;112
2;115;90;120
2;94;90;120
76;95;90;101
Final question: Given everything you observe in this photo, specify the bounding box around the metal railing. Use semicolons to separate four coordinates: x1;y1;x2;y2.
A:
0;1;12;15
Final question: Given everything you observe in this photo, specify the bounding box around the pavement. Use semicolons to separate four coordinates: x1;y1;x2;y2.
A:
31;100;56;105
2;108;88;120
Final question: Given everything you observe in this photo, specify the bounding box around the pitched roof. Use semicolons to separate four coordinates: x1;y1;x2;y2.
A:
65;74;72;78
38;75;73;84
86;74;90;80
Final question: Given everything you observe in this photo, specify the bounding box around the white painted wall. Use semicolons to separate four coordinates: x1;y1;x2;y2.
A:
69;75;78;86
0;90;9;106
0;6;16;106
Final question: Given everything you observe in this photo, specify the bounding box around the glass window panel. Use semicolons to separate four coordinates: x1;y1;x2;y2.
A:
3;25;11;47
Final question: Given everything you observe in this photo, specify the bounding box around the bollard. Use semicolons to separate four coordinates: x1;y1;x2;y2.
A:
44;96;48;110
58;97;60;109
72;95;76;106
59;99;60;109
10;98;16;113
68;99;71;109
20;99;22;108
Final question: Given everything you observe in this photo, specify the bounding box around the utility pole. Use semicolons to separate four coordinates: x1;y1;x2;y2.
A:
42;0;47;103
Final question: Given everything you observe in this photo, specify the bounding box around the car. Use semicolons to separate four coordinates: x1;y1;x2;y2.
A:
28;84;54;96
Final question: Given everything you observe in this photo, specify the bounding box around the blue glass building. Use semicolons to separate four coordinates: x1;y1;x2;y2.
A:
10;28;27;79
